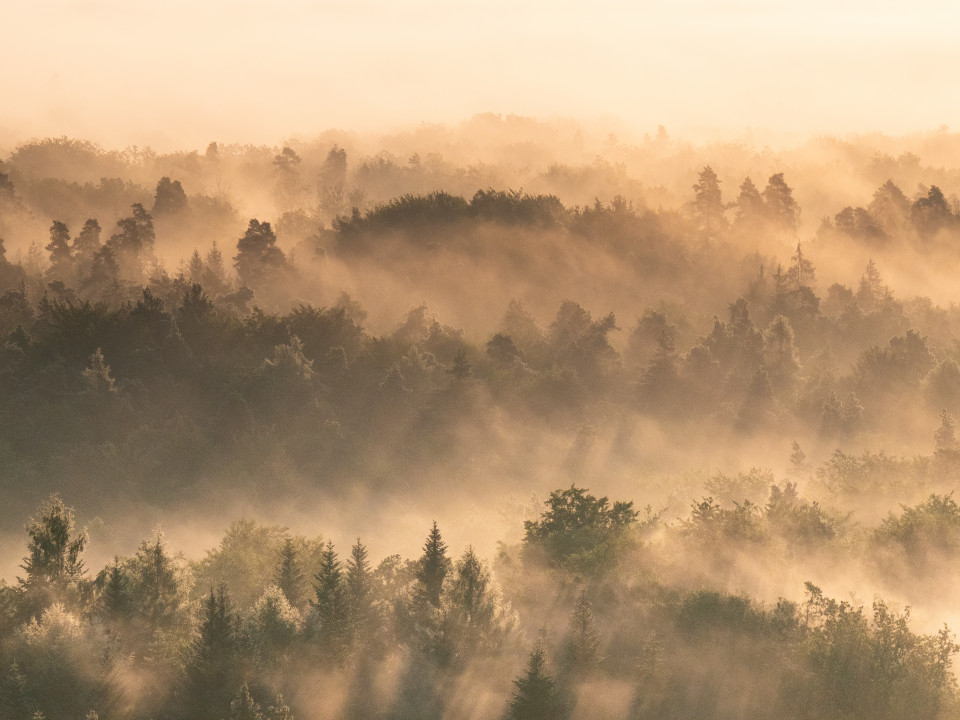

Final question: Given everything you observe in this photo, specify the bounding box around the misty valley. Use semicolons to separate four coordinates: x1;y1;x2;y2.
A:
4;121;960;719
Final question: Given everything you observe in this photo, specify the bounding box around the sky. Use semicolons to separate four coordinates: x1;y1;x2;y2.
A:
2;0;960;149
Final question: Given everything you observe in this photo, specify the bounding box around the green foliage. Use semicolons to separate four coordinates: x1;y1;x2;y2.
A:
414;522;450;610
523;486;638;573
505;642;566;720
19;495;88;614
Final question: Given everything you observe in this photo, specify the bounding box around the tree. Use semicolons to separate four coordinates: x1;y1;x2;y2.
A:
764;315;799;389
415;522;450;609
563;590;601;678
733;176;765;230
442;547;514;661
108;203;155;281
152;177;188;216
505;642;566;720
247;585;302;666
523;486;638;573
912;185;954;236
234;219;287;288
81;348;116;394
184;584;239;719
45;221;72;279
202;241;228;295
19;495;88;611
692;165;726;236
309;541;350;662
229;683;263;720
762;173;799;230
346;538;374;645
276;538;305;609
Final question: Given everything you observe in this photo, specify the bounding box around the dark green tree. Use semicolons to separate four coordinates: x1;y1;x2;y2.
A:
415;522;450;609
184;584;239;720
276;537;305;609
309;541;350;662
346;538;374;646
523;486;638;573
234;219;287;288
505;642;566;720
18;495;88;613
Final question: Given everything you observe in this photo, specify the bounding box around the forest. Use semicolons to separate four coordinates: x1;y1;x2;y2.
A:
3;117;960;717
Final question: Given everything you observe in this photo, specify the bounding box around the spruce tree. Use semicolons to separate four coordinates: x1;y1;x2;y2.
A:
564;590;601;678
185;584;239;719
310;541;349;662
415;522;450;609
346;538;374;645
506;642;565;720
276;537;305;609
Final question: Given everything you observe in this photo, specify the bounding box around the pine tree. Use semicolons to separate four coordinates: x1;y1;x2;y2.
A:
692;165;726;237
734;177;765;229
310;541;349;662
185;584;239;719
276;537;305;609
762;173;799;230
188;249;204;284
506;642;565;720
202;241;228;295
45;221;72;273
99;558;131;622
346;538;374;645
565;590;601;678
415;522;450;609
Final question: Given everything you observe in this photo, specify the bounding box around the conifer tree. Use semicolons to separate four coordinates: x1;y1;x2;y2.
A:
230;683;263;720
98;558;131;622
506;642;565;720
185;584;239;719
276;537;305;609
564;590;601;678
45;221;72;276
310;541;350;661
346;538;374;644
415;522;450;609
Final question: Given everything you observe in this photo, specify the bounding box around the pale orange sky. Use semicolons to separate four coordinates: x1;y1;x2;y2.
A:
2;0;960;149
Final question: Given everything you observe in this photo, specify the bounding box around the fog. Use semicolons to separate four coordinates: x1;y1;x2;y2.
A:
4;1;960;150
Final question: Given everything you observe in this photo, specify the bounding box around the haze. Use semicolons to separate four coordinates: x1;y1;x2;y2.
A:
4;0;960;149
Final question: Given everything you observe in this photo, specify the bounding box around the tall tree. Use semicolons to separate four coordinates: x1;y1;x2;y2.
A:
564;590;601;679
18;495;87;612
45;221;72;280
692;165;726;237
762;173;799;231
184;584;239;720
309;541;350;662
346;538;374;646
153;177;188;216
415;522;450;609
275;537;305;609
234;219;287;288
